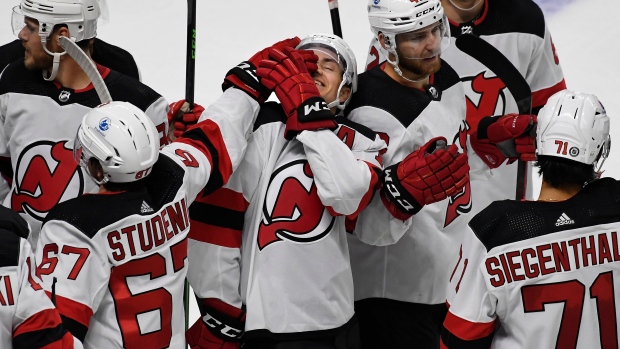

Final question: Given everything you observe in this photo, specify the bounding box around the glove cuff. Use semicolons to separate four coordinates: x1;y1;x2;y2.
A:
476;115;502;140
381;164;423;216
202;307;245;342
297;96;333;122
222;61;271;103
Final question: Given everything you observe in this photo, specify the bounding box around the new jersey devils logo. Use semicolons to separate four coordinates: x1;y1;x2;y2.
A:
445;122;472;227
463;72;507;131
257;160;335;250
11;141;84;221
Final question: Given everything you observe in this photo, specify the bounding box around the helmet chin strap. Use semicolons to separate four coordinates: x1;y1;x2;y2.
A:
40;36;67;81
448;0;483;11
326;79;347;110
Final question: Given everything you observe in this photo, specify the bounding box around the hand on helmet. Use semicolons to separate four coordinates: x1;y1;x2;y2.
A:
257;47;337;140
222;37;318;103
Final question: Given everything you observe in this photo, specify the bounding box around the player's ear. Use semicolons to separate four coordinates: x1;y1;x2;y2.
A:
339;85;351;104
88;158;105;182
51;25;69;46
378;33;389;50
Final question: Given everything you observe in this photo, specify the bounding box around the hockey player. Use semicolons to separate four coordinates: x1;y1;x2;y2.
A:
1;0;169;245
366;0;566;208
442;90;615;349
0;205;76;348
1;38;140;81
346;0;535;347
34;81;261;348
185;34;391;349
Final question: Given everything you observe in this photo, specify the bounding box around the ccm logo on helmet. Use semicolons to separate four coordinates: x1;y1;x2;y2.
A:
416;6;435;17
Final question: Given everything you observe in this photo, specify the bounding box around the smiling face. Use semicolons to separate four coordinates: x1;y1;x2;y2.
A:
311;49;351;109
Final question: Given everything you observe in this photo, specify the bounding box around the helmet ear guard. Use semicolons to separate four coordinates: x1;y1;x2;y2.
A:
536;90;611;174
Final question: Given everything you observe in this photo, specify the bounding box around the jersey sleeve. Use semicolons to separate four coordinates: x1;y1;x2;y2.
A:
296;126;385;217
441;226;498;349
164;88;261;204
365;37;387;72
143;96;170;147
35;221;110;345
527;23;567;112
13;239;77;349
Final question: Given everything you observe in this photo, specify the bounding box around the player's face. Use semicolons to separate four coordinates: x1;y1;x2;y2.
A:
311;50;348;106
395;22;443;77
18;17;53;70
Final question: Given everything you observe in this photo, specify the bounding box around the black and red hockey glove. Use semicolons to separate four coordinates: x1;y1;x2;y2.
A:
381;137;470;219
186;299;245;349
471;114;537;169
221;37;317;104
257;47;336;140
167;100;205;141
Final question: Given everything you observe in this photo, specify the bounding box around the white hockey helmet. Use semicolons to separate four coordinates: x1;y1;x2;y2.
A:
74;102;159;185
297;33;358;110
537;90;611;172
11;0;106;42
367;0;450;60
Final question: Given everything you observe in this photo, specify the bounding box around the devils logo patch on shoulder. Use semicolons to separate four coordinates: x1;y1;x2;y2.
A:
257;160;335;250
11;141;84;221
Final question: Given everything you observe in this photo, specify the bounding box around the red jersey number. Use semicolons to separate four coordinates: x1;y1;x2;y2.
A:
109;238;188;349
521;272;618;349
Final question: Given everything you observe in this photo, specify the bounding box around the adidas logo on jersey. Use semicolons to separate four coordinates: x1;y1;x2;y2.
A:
555;213;574;226
141;201;154;213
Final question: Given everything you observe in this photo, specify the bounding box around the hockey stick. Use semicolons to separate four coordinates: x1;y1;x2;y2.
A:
455;34;532;201
328;0;343;38
186;0;197;109
59;36;112;104
183;0;197;331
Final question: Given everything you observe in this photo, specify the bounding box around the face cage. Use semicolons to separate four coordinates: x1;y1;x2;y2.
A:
389;17;451;60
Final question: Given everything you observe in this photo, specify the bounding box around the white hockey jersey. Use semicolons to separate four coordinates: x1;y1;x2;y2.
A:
34;89;259;349
187;102;387;340
345;61;478;305
0;205;76;349
0;61;169;245
443;178;620;349
359;0;567;306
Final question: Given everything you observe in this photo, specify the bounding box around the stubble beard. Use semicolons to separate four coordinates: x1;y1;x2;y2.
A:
24;43;54;71
398;55;441;79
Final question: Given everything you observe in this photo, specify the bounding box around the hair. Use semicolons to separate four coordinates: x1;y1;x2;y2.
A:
535;155;597;189
89;158;147;192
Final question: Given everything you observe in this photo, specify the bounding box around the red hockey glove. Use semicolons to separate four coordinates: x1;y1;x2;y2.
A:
186;299;245;349
167;100;205;140
257;47;336;140
222;37;318;103
471;114;537;169
381;137;470;218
